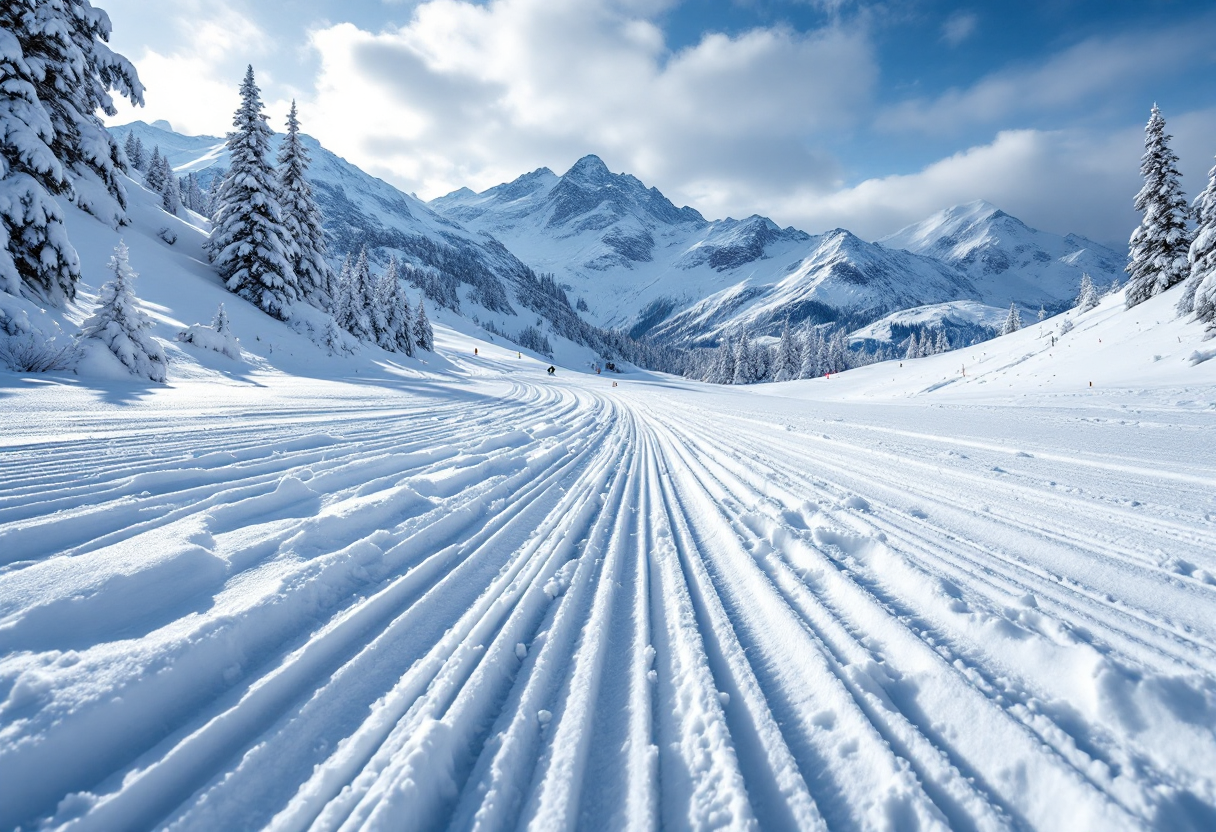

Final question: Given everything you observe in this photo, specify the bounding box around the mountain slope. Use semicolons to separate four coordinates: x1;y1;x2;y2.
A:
108;122;600;353
877;199;1124;310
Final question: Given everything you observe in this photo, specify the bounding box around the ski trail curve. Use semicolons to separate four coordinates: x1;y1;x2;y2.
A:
1;370;1214;832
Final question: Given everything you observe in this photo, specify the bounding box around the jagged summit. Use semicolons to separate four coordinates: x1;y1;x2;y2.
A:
563;154;612;182
878;200;1122;308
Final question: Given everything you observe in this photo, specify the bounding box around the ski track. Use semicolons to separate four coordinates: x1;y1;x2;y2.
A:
2;371;1215;832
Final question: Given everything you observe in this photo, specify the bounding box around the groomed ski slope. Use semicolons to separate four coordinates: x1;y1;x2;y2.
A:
3;291;1216;832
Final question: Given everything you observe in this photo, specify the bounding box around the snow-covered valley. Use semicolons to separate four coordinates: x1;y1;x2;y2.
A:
3;274;1216;830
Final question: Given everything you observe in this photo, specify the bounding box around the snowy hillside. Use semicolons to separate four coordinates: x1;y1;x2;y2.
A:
109;122;602;356
878;200;1124;310
3;209;1215;831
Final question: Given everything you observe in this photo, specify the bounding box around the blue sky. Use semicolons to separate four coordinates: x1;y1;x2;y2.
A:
101;0;1216;247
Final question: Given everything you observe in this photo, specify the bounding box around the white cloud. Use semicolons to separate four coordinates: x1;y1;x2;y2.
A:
881;23;1214;135
768;107;1216;245
301;0;876;205
104;0;284;136
940;11;977;47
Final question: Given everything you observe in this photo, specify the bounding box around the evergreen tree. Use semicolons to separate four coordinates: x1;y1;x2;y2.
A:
276;100;333;310
373;256;413;354
934;329;949;354
1037;306;1047;323
1076;272;1099;312
333;254;356;334
773;318;799;381
1001;302;1022;335
181;173;206;214
144;145;165;193
79;240;166;381
1180;150;1216;329
905;331;920;360
1126;105;1191;308
798;330;819;378
414;296;433;351
827;329;849;372
711;336;735;383
733;331;753;384
21;0;143;225
131;135;145;170
0;1;76;302
208;66;297;320
122;131;141;172
159;156;181;214
212;302;231;335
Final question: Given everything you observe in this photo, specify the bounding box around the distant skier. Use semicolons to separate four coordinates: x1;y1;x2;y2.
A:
474;348;479;356
547;365;556;376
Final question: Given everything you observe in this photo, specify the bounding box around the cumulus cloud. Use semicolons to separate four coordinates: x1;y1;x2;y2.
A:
105;0;282;136
303;0;876;204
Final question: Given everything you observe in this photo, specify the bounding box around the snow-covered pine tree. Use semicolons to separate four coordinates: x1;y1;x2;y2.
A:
1037;306;1047;323
144;145;165;193
277;100;333;310
935;329;949;354
79;240;166;381
828;329;849;373
798;331;818;378
340;247;375;341
333;253;355;333
131;135;145;170
905;331;920;360
122;131;140;172
373;257;413;354
0;2;78;302
21;0;142;225
181;173;205;214
212;302;231;335
1001;302;1022;335
159;157;181;214
208;66;297;320
1126;105;1191;308
1180;150;1216;329
1076;272;1098;312
414;296;434;351
773;318;799;381
733;331;753;384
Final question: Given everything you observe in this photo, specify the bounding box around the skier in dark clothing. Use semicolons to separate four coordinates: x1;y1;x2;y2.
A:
547;366;556;376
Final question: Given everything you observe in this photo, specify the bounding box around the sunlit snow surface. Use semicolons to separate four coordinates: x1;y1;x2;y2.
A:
2;187;1216;830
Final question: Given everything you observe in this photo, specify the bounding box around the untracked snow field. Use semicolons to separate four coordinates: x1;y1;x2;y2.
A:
3;308;1216;832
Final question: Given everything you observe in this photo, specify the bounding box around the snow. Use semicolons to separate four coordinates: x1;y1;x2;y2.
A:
3;153;1216;832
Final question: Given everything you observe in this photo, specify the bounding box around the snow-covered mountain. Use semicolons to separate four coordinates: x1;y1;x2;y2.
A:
108;122;599;353
877;199;1124;309
432;160;1122;348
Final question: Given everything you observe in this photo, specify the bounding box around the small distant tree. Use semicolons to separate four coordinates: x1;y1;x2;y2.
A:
144;145;165;192
1037;306;1047;323
414;297;434;351
180;173;206;214
773;318;799;381
1001;302;1022;335
79;241;166;381
159;157;181;215
1126;105;1191;308
123;131;142;172
1076;272;1098;312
